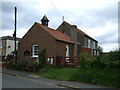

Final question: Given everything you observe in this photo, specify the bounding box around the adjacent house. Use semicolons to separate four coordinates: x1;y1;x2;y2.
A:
0;36;20;60
57;21;99;56
18;15;99;66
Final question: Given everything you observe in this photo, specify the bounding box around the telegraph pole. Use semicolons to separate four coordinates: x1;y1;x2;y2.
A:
14;7;17;62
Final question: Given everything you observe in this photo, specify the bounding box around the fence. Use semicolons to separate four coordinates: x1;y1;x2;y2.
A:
56;56;80;68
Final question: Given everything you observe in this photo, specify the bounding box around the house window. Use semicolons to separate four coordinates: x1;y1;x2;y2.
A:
83;37;87;47
66;45;69;57
32;45;39;57
47;57;54;65
94;49;96;56
88;39;91;48
93;42;95;49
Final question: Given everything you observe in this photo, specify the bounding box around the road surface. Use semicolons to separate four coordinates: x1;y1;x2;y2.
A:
2;68;118;90
2;73;62;88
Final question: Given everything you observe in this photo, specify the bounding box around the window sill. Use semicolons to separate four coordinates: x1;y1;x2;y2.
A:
31;56;38;58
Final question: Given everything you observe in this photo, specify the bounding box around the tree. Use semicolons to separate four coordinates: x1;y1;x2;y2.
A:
97;46;103;53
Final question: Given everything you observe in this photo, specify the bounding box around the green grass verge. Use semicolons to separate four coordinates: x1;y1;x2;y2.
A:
8;65;119;88
37;66;119;88
39;67;78;81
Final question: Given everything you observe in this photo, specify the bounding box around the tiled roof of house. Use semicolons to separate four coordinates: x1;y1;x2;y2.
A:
63;21;97;42
36;22;72;43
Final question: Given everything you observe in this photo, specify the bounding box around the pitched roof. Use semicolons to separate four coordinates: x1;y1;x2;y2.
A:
41;15;49;22
63;21;97;42
36;22;72;43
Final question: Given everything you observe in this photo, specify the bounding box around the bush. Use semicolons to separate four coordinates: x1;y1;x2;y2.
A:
20;61;28;69
79;53;93;69
92;55;109;69
34;49;46;68
108;51;120;69
92;50;120;70
38;49;46;67
11;63;22;70
79;50;120;70
108;51;120;61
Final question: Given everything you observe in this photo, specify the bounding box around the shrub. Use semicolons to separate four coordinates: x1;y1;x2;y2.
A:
11;63;22;70
34;49;46;68
39;49;46;67
34;58;41;68
79;53;93;69
92;55;109;69
92;50;120;70
108;51;120;61
108;51;120;69
20;61;28;69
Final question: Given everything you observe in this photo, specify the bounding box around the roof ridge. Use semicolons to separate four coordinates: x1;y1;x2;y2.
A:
63;21;97;41
36;22;72;43
48;27;56;31
48;27;71;39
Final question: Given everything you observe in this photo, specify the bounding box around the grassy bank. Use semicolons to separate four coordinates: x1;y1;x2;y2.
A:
37;66;119;88
8;64;119;88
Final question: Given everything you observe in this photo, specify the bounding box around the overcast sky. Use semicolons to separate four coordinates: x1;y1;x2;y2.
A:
0;0;119;52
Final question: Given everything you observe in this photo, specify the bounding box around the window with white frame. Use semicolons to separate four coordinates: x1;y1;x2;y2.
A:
93;42;96;49
32;45;39;57
94;49;96;56
88;39;91;48
84;39;87;47
47;57;54;65
66;45;69;57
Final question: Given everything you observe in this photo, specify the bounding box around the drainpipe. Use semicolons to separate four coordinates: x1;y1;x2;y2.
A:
91;41;94;56
71;25;77;56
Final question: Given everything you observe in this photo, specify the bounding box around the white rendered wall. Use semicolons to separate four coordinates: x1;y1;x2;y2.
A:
6;40;19;56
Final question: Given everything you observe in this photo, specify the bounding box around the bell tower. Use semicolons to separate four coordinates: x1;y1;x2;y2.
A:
41;15;49;27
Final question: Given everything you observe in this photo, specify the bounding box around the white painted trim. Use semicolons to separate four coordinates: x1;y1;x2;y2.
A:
32;45;39;57
66;45;69;57
88;39;91;48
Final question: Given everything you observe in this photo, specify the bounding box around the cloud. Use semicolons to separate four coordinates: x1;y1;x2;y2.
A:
97;32;118;44
1;0;119;52
2;2;14;30
0;29;14;36
2;2;43;30
101;43;118;52
95;22;118;45
2;0;118;29
66;4;117;29
49;0;118;10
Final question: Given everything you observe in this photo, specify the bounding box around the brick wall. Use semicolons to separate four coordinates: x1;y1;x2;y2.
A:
18;23;56;63
18;22;74;65
78;47;92;56
56;40;74;57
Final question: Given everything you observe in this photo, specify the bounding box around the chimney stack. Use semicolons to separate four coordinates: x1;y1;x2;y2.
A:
71;25;78;56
